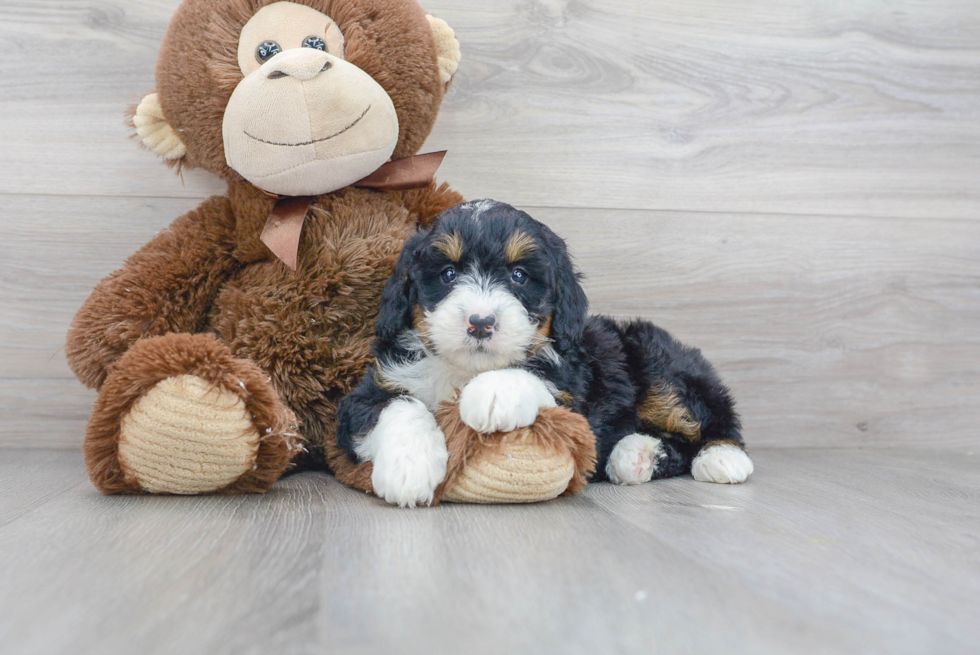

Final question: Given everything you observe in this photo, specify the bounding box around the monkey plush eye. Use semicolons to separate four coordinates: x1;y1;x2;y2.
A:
302;36;327;52
255;40;282;63
511;268;528;285
440;267;457;284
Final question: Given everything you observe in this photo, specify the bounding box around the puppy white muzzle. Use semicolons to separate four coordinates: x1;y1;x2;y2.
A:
425;272;537;373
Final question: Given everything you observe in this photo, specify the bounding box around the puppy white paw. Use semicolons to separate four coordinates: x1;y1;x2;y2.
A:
355;398;448;507
606;433;666;485
691;443;754;484
458;369;556;433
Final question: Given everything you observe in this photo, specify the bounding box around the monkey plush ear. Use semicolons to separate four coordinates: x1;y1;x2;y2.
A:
426;15;461;86
132;93;187;161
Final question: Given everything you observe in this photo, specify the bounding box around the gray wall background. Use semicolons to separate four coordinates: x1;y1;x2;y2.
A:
1;0;977;450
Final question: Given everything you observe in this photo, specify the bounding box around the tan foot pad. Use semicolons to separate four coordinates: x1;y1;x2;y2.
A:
118;375;260;494
442;431;576;504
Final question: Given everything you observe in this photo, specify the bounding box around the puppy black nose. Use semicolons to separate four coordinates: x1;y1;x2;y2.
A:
468;314;496;340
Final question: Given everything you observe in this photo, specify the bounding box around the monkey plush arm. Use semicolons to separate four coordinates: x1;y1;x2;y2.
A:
402;181;464;228
66;196;240;389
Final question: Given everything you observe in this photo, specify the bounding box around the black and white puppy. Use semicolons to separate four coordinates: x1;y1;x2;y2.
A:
337;200;753;507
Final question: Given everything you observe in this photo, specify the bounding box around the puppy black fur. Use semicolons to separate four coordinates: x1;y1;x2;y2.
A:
337;200;746;483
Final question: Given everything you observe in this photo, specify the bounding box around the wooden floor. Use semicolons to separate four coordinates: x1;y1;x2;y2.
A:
1;1;979;653
1;447;978;655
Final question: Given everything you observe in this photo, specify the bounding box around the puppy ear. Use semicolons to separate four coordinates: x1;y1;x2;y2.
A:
131;92;187;161
375;231;426;346
546;232;589;351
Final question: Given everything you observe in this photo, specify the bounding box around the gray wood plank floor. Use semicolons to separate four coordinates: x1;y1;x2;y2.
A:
1;448;977;655
1;2;978;652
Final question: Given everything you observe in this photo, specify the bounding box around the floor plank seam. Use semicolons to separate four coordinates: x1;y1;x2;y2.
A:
0;479;88;531
2;191;978;224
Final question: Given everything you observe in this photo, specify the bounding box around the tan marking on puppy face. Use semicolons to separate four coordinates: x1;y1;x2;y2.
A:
433;231;464;262
527;314;552;357
505;230;537;263
375;366;403;393
639;384;702;441
536;314;552;339
412;304;433;349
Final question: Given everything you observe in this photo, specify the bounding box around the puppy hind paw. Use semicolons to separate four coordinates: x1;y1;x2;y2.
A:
691;443;754;484
606;433;665;485
357;398;449;508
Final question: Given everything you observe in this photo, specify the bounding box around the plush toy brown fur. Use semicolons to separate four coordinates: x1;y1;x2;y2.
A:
66;0;596;502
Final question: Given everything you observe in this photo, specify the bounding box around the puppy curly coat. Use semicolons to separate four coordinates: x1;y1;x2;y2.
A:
338;200;753;505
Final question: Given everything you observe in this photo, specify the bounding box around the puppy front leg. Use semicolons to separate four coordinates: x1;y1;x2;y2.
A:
338;370;448;507
458;369;557;433
356;398;449;508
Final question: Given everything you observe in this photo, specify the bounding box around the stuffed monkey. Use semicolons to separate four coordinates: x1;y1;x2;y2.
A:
66;0;595;503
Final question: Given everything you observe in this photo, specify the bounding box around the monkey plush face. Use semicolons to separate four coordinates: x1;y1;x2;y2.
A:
223;2;399;195
134;0;460;196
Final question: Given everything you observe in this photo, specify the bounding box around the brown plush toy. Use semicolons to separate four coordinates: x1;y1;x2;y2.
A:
66;0;596;503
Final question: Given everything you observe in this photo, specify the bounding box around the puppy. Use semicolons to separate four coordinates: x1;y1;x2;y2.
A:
337;200;753;507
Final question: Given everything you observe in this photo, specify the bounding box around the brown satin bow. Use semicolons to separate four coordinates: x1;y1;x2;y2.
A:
260;151;447;270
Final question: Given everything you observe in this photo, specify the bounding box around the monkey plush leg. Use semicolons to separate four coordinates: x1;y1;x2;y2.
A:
85;333;298;495
434;404;597;504
325;403;598;505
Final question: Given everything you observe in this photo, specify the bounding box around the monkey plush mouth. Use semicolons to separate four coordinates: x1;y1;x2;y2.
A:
244;105;371;147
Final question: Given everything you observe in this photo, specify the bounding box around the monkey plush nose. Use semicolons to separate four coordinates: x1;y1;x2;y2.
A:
468;314;496;340
264;49;333;81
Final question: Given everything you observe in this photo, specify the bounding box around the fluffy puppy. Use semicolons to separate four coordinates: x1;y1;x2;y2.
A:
337;200;753;506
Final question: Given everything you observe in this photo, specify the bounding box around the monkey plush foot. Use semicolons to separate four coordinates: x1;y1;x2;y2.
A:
85;334;298;495
325;404;597;506
325;404;597;505
117;375;263;494
435;404;597;504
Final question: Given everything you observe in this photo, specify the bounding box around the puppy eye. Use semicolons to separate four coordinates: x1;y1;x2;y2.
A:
511;268;528;285
255;40;282;63
440;267;457;284
302;36;327;52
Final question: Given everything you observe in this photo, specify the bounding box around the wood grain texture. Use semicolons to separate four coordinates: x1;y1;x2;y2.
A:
0;448;978;655
539;207;980;449
0;380;96;448
0;1;978;217
0;449;88;529
1;0;979;450
3;194;977;449
2;4;977;653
